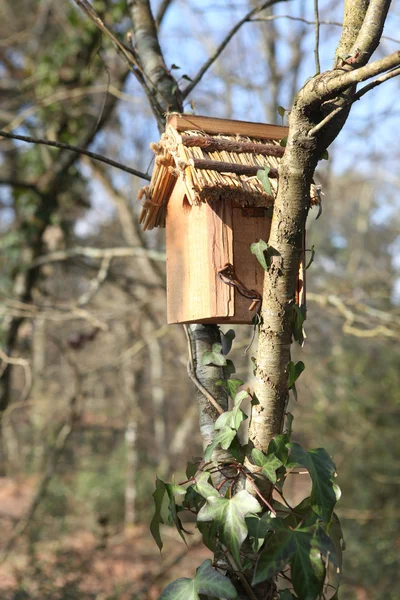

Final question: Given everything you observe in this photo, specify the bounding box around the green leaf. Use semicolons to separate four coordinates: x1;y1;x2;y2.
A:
225;359;236;377
150;478;166;550
291;535;325;600
159;559;237;599
320;149;329;160
201;343;227;367
204;427;237;461
277;105;286;124
288;361;305;389
285;413;294;438
216;378;244;399
257;167;272;195
305;245;315;270
198;490;261;564
253;528;295;585
268;433;290;463
250;239;269;271
234;390;249;406
254;525;325;599
292;304;306;346
165;481;188;544
193;472;220;499
280;136;288;147
181;74;193;82
220;329;236;355
251;449;283;484
170;63;181;69
186;461;198;479
287;443;338;523
197;520;218;552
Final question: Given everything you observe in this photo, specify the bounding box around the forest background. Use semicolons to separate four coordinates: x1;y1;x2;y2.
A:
0;1;399;599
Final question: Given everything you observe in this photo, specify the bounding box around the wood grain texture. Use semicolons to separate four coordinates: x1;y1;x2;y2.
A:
168;114;288;141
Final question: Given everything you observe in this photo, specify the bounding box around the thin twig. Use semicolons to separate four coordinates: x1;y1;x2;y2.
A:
0;130;150;180
183;0;289;97
313;0;321;74
183;325;224;415
251;14;400;44
31;245;165;268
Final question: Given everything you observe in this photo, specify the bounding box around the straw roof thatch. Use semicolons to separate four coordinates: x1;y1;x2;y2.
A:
138;115;288;230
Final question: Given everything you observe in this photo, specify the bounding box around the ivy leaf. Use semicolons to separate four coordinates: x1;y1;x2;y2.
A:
285;413;294;438
277;105;286;124
194;472;220;499
288;361;305;389
320;149;329;160
287;443;338;523
204;427;237;462
201;343;227;367
225;359;236;377
159;559;237;599
197;520;218;552
254;525;325;599
268;433;290;463
250;239;269;272
216;378;244;399
197;490;261;564
305;245;315;270
257;167;272;195
150;478;167;550
291;537;325;600
149;478;187;549
292;304;306;346
165;481;188;544
253;528;296;585
251;449;283;484
186;460;198;479
220;329;236;355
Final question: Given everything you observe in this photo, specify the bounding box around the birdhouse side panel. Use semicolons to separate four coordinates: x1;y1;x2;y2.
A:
231;206;272;323
166;182;234;324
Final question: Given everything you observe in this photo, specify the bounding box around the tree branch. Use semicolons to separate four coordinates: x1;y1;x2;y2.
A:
305;50;400;107
182;0;290;98
349;0;392;65
308;66;400;137
0;130;151;180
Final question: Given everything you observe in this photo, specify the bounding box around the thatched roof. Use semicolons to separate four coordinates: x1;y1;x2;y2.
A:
138;114;289;230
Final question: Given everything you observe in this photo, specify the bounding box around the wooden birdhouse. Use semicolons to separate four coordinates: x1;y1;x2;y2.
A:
139;114;305;325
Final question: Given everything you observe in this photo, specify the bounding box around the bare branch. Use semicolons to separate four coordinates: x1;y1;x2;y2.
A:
31;245;165;268
308;66;400;137
251;14;400;45
0;130;151;181
305;50;400;109
182;0;290;98
313;0;321;74
335;0;369;63
155;0;174;27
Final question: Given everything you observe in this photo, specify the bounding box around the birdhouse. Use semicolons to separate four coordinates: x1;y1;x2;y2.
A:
139;114;305;325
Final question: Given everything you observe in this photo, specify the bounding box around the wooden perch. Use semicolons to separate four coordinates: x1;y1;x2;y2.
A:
192;159;278;178
181;135;285;157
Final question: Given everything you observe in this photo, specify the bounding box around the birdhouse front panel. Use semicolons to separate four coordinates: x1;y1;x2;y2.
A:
138;114;305;325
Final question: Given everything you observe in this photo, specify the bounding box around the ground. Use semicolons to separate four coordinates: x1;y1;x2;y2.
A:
0;477;210;599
